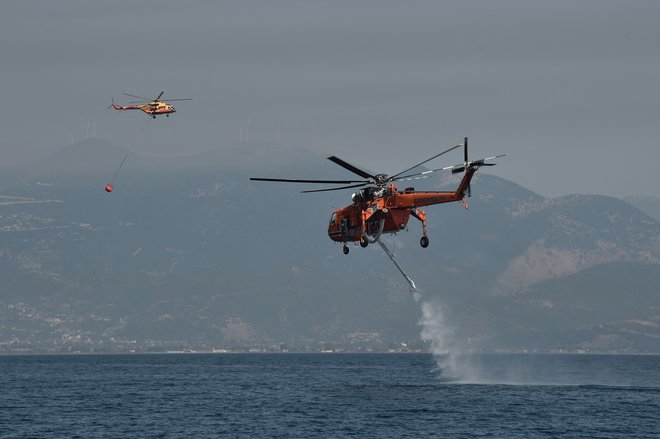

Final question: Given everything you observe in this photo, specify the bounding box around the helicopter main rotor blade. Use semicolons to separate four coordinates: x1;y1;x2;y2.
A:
391;174;431;183
393;163;465;181
250;177;370;184
129;98;192;104
388;143;462;181
154;91;165;101
473;154;506;164
301;183;370;193
393;154;506;180
123;93;151;101
327;156;375;180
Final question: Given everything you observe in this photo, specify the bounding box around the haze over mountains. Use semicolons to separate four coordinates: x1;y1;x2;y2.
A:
1;138;659;353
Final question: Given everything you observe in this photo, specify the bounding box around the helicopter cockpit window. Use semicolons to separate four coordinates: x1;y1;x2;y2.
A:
329;213;337;226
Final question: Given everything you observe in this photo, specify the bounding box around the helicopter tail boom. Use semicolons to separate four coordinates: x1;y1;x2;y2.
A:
454;166;478;200
110;98;125;111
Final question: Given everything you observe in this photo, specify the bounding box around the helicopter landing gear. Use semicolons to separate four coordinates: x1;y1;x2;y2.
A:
343;245;349;255
152;115;156;119
360;236;369;248
412;208;429;248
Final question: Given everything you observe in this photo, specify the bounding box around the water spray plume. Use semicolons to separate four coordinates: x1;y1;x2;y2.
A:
418;299;485;382
419;300;460;380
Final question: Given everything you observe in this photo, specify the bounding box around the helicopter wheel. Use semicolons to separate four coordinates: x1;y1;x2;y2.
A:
360;237;369;248
343;245;349;255
420;235;429;248
152;115;156;119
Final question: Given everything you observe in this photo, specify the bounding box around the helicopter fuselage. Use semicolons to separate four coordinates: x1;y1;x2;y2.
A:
117;102;176;117
327;173;474;244
139;102;176;116
111;95;181;118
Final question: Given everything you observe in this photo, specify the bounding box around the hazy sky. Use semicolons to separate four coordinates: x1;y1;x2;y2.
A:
1;0;659;198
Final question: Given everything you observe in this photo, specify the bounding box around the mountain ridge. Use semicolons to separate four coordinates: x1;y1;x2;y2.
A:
1;138;658;353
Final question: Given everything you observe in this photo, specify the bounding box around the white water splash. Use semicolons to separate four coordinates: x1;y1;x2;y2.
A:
418;298;484;382
415;295;642;386
417;298;567;385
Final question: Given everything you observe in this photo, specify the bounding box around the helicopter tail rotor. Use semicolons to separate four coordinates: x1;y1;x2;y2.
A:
449;138;504;174
108;98;123;110
464;136;468;163
448;137;505;197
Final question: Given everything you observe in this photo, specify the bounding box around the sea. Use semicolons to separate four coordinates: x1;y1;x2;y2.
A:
1;353;659;438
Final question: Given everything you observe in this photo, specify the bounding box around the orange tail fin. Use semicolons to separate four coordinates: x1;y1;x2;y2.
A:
110;98;124;111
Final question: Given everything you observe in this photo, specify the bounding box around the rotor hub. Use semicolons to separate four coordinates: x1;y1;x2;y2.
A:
373;174;389;185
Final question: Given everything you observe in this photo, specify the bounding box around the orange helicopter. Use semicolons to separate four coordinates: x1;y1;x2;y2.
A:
251;138;504;255
110;91;192;118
